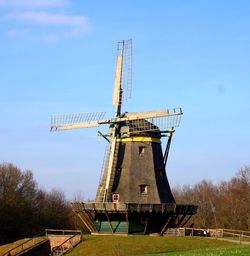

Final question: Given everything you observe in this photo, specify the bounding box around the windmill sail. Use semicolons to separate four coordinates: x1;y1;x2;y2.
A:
112;55;123;107
103;136;117;202
51;112;106;131
127;115;182;133
125;108;183;133
120;39;132;104
112;39;132;117
124;109;170;120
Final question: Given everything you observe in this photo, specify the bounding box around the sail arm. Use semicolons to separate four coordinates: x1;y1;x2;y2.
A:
51;121;100;131
50;112;107;131
112;55;123;107
122;108;182;121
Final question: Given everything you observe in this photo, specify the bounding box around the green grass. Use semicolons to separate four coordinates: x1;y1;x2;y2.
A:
223;236;250;243
141;246;250;256
67;235;250;256
0;237;46;256
1;235;249;256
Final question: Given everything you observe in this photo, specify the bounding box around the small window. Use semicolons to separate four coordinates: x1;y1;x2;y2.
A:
139;146;145;156
140;184;148;194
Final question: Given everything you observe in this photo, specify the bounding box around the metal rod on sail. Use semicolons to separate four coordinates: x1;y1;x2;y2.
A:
116;40;124;117
163;129;174;167
113;41;125;117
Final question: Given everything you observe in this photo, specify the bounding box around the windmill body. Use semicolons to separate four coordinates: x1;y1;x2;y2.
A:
51;40;197;234
95;124;175;204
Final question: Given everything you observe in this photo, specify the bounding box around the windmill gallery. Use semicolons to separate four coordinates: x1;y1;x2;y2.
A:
50;40;197;235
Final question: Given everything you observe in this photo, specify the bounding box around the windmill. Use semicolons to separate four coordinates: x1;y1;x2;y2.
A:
51;39;197;234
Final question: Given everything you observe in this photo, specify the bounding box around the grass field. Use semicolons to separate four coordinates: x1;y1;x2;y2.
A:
1;235;249;256
223;236;250;243
67;235;250;256
0;237;46;256
140;246;250;256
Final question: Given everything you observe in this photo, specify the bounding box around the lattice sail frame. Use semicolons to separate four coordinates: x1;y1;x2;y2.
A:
51;112;105;130
126;108;182;133
127;116;181;133
50;108;182;132
119;39;132;103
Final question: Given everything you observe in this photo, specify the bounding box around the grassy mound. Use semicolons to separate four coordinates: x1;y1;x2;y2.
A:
0;237;46;256
67;235;250;256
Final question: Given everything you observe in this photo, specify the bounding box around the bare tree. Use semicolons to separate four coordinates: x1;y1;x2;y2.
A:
0;163;38;242
172;166;250;231
0;163;73;244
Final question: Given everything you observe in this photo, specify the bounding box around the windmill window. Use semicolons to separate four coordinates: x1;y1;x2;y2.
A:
139;146;145;156
140;184;148;194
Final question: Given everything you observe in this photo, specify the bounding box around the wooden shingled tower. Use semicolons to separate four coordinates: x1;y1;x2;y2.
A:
51;40;197;235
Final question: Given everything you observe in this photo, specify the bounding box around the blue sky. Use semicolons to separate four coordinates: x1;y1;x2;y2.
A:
0;0;249;199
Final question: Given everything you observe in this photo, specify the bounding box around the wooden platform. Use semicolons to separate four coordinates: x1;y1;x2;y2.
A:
72;202;197;235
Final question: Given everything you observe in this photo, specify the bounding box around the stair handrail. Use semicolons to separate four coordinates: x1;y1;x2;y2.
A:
50;232;82;256
2;231;47;256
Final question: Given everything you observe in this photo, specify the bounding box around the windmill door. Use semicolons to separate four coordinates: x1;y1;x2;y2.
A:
112;193;120;210
112;193;120;203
